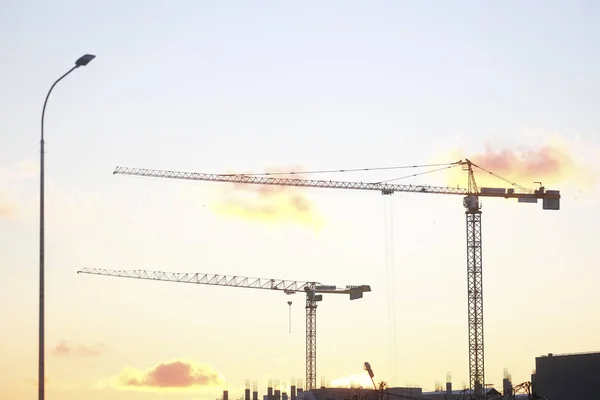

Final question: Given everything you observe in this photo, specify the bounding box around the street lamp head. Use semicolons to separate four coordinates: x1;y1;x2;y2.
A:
75;54;96;67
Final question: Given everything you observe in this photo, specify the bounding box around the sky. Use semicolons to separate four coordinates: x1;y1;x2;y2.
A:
1;0;600;398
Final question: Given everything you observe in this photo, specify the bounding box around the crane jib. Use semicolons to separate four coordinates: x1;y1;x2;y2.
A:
113;166;561;203
77;268;371;297
78;267;371;392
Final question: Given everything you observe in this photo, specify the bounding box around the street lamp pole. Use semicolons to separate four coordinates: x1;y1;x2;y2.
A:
39;53;95;400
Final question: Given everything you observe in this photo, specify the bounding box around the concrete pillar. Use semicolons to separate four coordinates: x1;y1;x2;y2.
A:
291;385;297;400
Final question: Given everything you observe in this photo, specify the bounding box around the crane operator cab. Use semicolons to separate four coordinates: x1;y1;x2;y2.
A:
463;195;480;212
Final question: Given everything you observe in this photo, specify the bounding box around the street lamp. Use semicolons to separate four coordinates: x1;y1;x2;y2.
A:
39;53;95;400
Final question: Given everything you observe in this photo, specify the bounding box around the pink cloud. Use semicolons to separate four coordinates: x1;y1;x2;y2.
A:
115;359;224;390
52;340;105;357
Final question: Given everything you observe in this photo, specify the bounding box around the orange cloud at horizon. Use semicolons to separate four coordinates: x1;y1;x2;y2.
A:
210;166;322;229
113;358;225;393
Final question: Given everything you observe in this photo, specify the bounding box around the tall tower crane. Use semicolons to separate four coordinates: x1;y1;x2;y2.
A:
77;267;371;391
111;159;561;398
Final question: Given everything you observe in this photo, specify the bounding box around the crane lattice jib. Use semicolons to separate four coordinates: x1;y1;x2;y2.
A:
114;167;560;201
78;267;370;393
77;267;367;295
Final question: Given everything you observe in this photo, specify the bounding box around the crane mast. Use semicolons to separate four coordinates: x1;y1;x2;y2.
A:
112;159;560;399
464;160;485;396
465;197;484;395
306;289;317;391
77;267;370;392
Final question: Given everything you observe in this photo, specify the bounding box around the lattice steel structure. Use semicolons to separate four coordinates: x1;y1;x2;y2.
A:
305;287;317;390
511;381;532;399
78;268;370;391
112;159;561;395
466;205;484;396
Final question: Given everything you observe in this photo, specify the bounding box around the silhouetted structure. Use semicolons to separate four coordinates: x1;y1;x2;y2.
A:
532;351;600;399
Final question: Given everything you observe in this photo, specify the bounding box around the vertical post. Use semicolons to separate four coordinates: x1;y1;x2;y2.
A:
39;62;84;400
39;136;45;400
465;203;485;399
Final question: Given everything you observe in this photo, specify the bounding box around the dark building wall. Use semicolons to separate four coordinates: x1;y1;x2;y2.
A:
533;352;600;400
388;387;422;397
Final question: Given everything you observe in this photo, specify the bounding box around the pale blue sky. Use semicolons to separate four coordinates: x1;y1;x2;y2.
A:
1;1;599;399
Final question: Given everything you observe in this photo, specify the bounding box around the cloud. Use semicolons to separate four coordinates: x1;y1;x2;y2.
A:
0;159;39;219
0;159;38;180
435;134;598;190
468;144;584;185
0;200;16;218
209;166;323;229
13;160;39;179
112;358;225;393
0;177;18;219
52;340;105;357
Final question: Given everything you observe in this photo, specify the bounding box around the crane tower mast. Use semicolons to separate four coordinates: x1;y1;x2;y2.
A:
112;159;560;399
77;267;370;392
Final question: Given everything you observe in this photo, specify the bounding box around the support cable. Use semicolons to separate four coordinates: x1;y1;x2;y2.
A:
233;162;463;177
